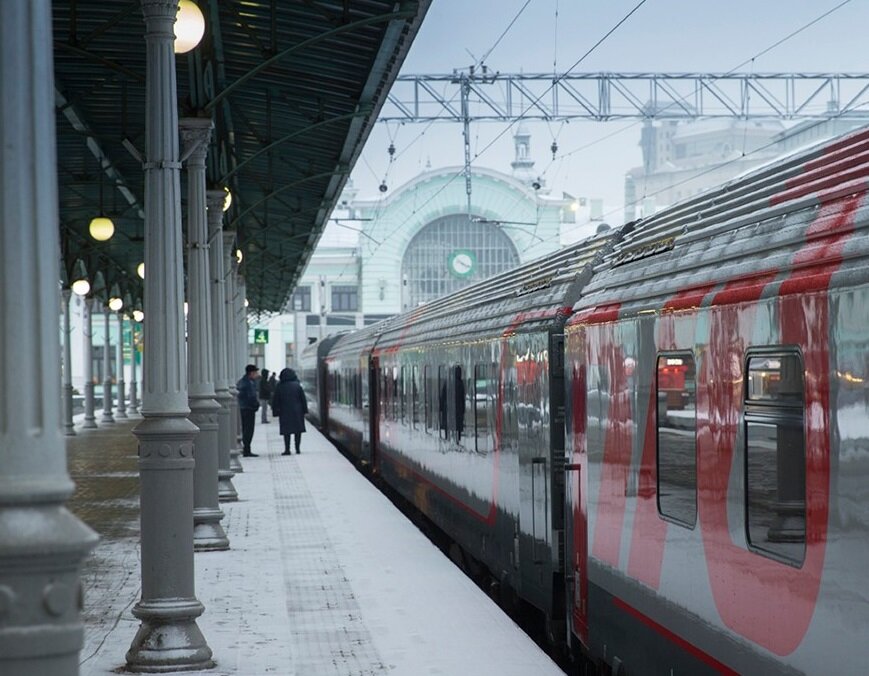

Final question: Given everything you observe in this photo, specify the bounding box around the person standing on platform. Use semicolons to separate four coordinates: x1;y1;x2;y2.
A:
271;368;308;455
237;364;260;457
259;368;273;423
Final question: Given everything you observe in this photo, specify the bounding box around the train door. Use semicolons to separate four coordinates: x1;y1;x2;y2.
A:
367;354;380;472
565;360;589;647
318;358;329;430
518;333;551;608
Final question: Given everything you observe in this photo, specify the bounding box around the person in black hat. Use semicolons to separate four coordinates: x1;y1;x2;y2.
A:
237;364;260;457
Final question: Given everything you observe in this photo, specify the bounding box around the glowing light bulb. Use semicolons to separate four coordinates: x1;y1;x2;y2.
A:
108;297;123;312
174;0;205;54
89;216;115;241
71;279;91;296
137;262;145;279
132;310;144;322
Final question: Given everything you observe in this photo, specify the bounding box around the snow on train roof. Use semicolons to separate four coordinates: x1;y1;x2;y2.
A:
575;123;869;313
327;228;622;359
375;227;622;347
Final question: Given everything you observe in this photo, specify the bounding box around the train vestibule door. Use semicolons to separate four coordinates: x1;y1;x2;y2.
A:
367;354;380;472
518;337;551;604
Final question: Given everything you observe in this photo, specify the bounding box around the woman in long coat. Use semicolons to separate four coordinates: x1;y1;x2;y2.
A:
271;368;308;455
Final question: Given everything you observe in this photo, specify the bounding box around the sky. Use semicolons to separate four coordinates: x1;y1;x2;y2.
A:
322;0;869;245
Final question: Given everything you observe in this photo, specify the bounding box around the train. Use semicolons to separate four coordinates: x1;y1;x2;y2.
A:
298;126;869;675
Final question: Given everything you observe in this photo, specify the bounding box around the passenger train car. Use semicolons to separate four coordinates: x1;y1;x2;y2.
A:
303;127;869;674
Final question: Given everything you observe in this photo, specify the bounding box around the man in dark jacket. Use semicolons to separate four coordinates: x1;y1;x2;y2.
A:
237;364;260;457
271;368;308;455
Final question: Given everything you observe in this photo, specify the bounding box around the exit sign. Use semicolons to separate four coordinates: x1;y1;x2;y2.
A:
254;329;269;344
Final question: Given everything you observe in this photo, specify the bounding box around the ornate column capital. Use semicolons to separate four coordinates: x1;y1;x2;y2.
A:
179;117;213;168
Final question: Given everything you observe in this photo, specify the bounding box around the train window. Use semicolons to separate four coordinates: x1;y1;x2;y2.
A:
745;351;806;565
656;353;697;527
474;364;493;453
452;365;468;445
438;365;448;440
424;365;433;433
399;366;407;424
411;365;420;429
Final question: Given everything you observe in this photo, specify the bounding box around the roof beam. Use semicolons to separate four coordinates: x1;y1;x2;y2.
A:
204;5;419;113
55;86;145;220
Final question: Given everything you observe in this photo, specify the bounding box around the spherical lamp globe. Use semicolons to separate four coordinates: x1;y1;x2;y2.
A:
108;297;124;312
88;216;115;241
71;279;91;297
174;0;205;54
137;262;145;279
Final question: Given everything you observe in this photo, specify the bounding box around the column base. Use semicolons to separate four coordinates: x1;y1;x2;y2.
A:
125;599;213;673
63;425;76;437
230;448;243;473
116;410;129;419
193;507;229;551
217;469;238;502
100;413;115;424
81;417;98;429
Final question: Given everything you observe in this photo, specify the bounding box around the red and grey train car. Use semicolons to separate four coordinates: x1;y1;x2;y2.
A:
303;126;869;673
564;127;869;673
322;231;620;636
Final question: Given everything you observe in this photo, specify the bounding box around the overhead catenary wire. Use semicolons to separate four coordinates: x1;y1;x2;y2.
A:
365;0;651;255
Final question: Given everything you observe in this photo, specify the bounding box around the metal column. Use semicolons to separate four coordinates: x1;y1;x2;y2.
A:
0;3;98;673
224;234;243;473
180;117;228;550
125;0;212;670
62;289;76;436
129;321;139;414
207;191;238;502
101;307;115;423
81;298;98;429
115;313;128;418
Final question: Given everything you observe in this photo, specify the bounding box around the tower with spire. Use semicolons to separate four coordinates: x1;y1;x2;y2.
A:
511;122;536;185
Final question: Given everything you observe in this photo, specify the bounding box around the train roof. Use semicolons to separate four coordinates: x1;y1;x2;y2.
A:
327;315;402;363
572;124;869;318
299;332;348;367
374;227;623;349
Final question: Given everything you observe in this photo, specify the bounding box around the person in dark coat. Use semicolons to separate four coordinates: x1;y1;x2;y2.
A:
271;368;308;455
236;364;260;457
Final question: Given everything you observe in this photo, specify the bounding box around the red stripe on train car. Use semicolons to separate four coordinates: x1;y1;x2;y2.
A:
612;597;739;676
698;190;865;655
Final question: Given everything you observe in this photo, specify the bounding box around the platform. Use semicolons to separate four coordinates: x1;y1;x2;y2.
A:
69;413;564;675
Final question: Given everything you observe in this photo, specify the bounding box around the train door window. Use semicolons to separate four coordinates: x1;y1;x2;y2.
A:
744;350;806;565
438;365;448;440
392;366;402;420
424;365;433;433
656;353;697;527
411;365;420;429
400;366;407;424
474;364;493;453
453;365;468;445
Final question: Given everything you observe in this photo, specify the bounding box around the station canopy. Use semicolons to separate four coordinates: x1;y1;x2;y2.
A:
53;0;428;312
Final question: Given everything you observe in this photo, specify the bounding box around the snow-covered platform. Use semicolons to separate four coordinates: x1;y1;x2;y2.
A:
70;415;563;675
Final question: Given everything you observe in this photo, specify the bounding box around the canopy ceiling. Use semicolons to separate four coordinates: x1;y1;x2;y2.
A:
53;0;429;312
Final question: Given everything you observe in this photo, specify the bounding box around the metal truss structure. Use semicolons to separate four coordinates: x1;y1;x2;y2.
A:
381;70;869;122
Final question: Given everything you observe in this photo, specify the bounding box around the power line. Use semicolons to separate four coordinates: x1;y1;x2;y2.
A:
367;0;651;253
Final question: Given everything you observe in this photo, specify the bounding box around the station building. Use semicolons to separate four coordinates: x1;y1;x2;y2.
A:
255;127;579;369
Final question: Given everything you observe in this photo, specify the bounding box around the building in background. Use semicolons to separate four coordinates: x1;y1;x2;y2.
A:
251;127;581;369
625;113;869;221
